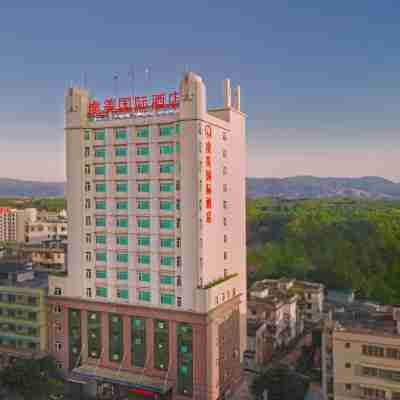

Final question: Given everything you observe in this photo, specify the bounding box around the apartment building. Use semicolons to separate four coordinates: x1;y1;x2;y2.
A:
24;218;67;244
322;306;400;400
22;240;66;271
48;72;246;400
0;263;48;368
0;208;17;243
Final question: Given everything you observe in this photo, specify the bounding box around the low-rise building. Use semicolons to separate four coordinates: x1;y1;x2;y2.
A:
0;263;48;368
22;240;66;271
322;305;400;400
24;218;67;244
0;208;17;243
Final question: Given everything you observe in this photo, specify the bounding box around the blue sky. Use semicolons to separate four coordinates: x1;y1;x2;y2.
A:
1;1;399;181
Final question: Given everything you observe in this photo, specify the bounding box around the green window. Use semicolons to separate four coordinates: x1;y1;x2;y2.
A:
115;129;128;140
177;323;193;396
160;219;174;230
95;164;106;176
175;122;181;134
137;127;149;138
116;164;128;175
96;270;107;279
138;199;150;210
96;252;107;262
96;217;106;227
116;200;128;210
138;291;151;302
138;254;150;265
138;271;151;282
96;235;107;245
160;126;173;137
117;271;128;280
95;147;106;158
137;146;150;156
84;130;91;140
116;235;128;246
115;146;128;157
117;252;129;263
96;182;107;193
138;182;150;193
117;289;129;299
95;130;106;141
160;238;174;248
131;317;146;367
88;312;101;358
161;255;174;267
137;236;150;247
160;144;174;154
69;309;82;369
160;275;174;285
161;293;175;305
116;181;128;193
160;162;174;174
109;314;123;362
137;218;150;229
160;182;174;193
137;163;150;174
96;287;107;297
154;320;169;370
96;200;107;210
116;217;128;228
160;200;173;211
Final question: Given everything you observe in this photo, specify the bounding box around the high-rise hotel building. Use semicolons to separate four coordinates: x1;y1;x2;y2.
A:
48;72;246;400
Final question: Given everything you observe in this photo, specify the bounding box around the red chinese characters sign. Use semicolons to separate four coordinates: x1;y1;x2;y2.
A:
204;125;213;223
88;91;179;119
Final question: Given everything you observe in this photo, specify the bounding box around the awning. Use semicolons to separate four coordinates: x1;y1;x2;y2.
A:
70;365;171;394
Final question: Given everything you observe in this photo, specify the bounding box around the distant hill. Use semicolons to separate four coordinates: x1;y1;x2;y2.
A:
247;176;400;199
1;176;399;200
0;178;65;197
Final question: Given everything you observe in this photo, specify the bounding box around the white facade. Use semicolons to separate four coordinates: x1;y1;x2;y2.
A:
0;208;17;242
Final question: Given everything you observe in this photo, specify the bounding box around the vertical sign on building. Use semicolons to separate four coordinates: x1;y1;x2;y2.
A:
205;125;212;223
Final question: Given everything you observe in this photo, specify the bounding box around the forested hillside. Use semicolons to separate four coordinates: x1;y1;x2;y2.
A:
247;198;400;304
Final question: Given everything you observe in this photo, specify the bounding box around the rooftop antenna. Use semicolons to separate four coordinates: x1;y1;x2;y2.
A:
113;73;119;99
145;67;151;93
128;65;135;98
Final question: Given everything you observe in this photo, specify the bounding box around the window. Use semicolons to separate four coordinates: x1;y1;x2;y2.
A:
160;182;174;193
116;235;128;246
56;361;63;369
138;182;150;193
86;269;92;279
160;162;174;174
138;272;151;282
96;182;107;193
160;126;173;137
109;314;123;362
95;164;106;176
85;216;91;226
84;147;90;157
55;342;62;351
117;289;129;299
95;234;106;245
96;287;108;297
362;345;385;357
222;149;227;158
95;147;106;158
177;275;182;286
160;200;173;211
137;218;150;229
137;199;150;210
223;184;227;192
345;342;351;349
177;296;182;307
345;362;351;368
116;217;128;228
95;130;106;141
85;182;91;192
138;291;151;302
117;253;129;263
160;275;174;285
116;200;128;210
53;304;62;313
84;130;90;140
85;252;92;262
223;166;227;175
115;146;128;157
176;237;181;248
176;181;180;191
223;200;228;209
55;320;62;332
96;252;107;262
137;127;149;138
116;164;128;175
54;288;62;296
84;164;91;175
96;270;107;279
161;255;174;267
160;144;174;154
161;238;174;248
161;293;175;305
160;219;174;230
96;217;106;227
96;199;107;210
137;146;150;156
117;271;128;280
116;181;128;193
176;199;180;210
115;129;128;140
131;317;146;367
224;251;228;260
176;218;181;229
177;256;182;267
345;384;352;391
137;163;150;174
176;122;181;134
223;217;227;226
137;236;150;247
154;320;169;370
138;254;150;264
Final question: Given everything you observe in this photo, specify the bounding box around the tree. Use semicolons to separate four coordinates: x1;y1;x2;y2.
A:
0;356;62;400
250;365;309;400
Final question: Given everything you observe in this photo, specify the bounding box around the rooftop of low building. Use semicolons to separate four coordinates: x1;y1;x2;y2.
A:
0;262;48;290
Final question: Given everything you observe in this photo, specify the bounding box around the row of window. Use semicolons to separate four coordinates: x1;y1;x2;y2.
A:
86;161;176;175
361;344;400;360
90;269;179;285
86;181;179;194
92;252;178;266
0;308;37;322
90;216;178;230
87;234;180;248
85;124;180;142
85;143;180;159
86;198;179;211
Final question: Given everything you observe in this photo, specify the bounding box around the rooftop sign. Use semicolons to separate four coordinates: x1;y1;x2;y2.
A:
87;91;179;120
